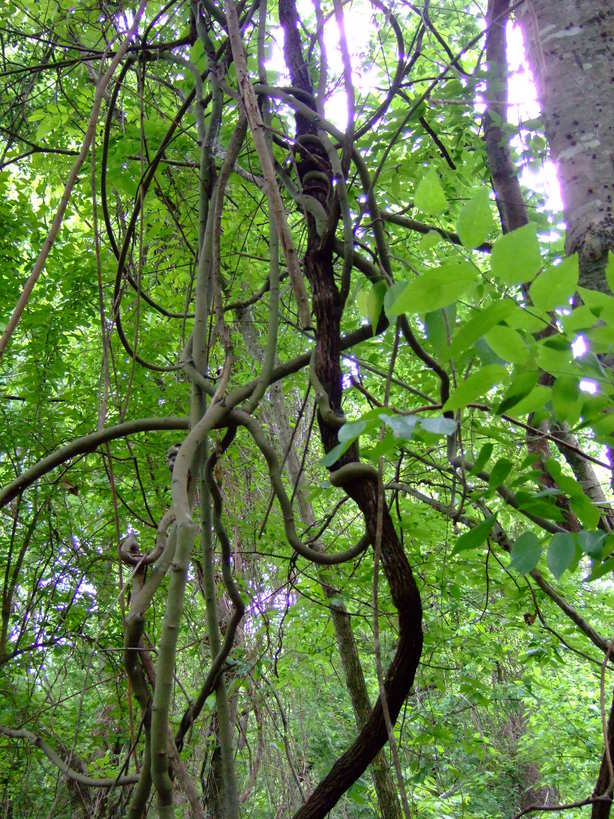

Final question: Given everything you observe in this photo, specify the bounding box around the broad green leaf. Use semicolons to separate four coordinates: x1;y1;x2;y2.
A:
506;305;550;333
530;254;579;310
456;189;495;248
419;416;457;436
570;495;601;530
547;532;576;579
605;251;614;294
448;299;515;359
484;325;529;365
552;376;582;425
488;458;512;492
338;420;367;442
452;515;497;555
500;384;551;416
589;556;614;581
379;413;419;440
420;230;441;250
357;281;387;330
575;530;606;558
321;441;351;467
491;223;541;284
496;370;539;414
516;491;564;522
389;261;478;316
414;169;447;216
561;306;597;333
471;442;493;474
425;309;448;356
443;364;508;412
510;532;542;573
383;281;407;319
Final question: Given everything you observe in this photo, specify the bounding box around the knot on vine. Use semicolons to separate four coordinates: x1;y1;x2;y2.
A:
295;133;332;206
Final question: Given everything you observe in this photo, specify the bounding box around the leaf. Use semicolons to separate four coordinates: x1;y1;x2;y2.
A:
552;376;582;424
383;281;407;319
529;254;579;310
338;420;366;442
484;325;529;365
321;441;352;467
414;168;447;216
496;370;540;414
570;496;601;530
547;532;576;579
443;365;508;412
575;530;606;558
452;515;497;555
357;281;387;330
425;309;447;356
471;442;493;474
419;416;457;435
491;223;541;285
448;299;515;359
588;556;614;582
379;413;419;440
388;261;478;316
510;532;542;574
321;420;369;467
488;458;512;492
605;251;614;294
456;189;495;248
420;230;441;250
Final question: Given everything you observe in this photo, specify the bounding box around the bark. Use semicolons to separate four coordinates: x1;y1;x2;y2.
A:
520;0;614;290
592;687;614;818
484;0;529;233
262;370;402;818
501;3;614;812
277;2;423;816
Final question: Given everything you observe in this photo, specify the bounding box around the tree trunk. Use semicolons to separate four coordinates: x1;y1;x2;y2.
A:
520;0;614;290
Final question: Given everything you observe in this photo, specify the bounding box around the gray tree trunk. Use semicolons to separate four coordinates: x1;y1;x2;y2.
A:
520;1;614;290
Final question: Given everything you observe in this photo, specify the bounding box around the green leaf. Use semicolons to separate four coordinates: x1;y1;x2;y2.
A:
452;515;497;555
484;325;529;364
321;441;351;467
488;458;512;492
552;376;582;425
516;492;564;522
383;281;407;319
357;281;387;330
496;370;539;414
420;230;441;250
379;413;419;440
570;495;601;530
448;299;515;359
589;556;614;581
338;420;367;442
419;416;457;436
471;442;493;474
547;532;576;579
443;365;508;412
510;532;542;574
456;189;495;248
575;530;606;559
491;223;541;285
605;251;614;294
388;261;478;316
530;254;579;310
502;384;551;416
425;309;448;356
414;168;447;216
